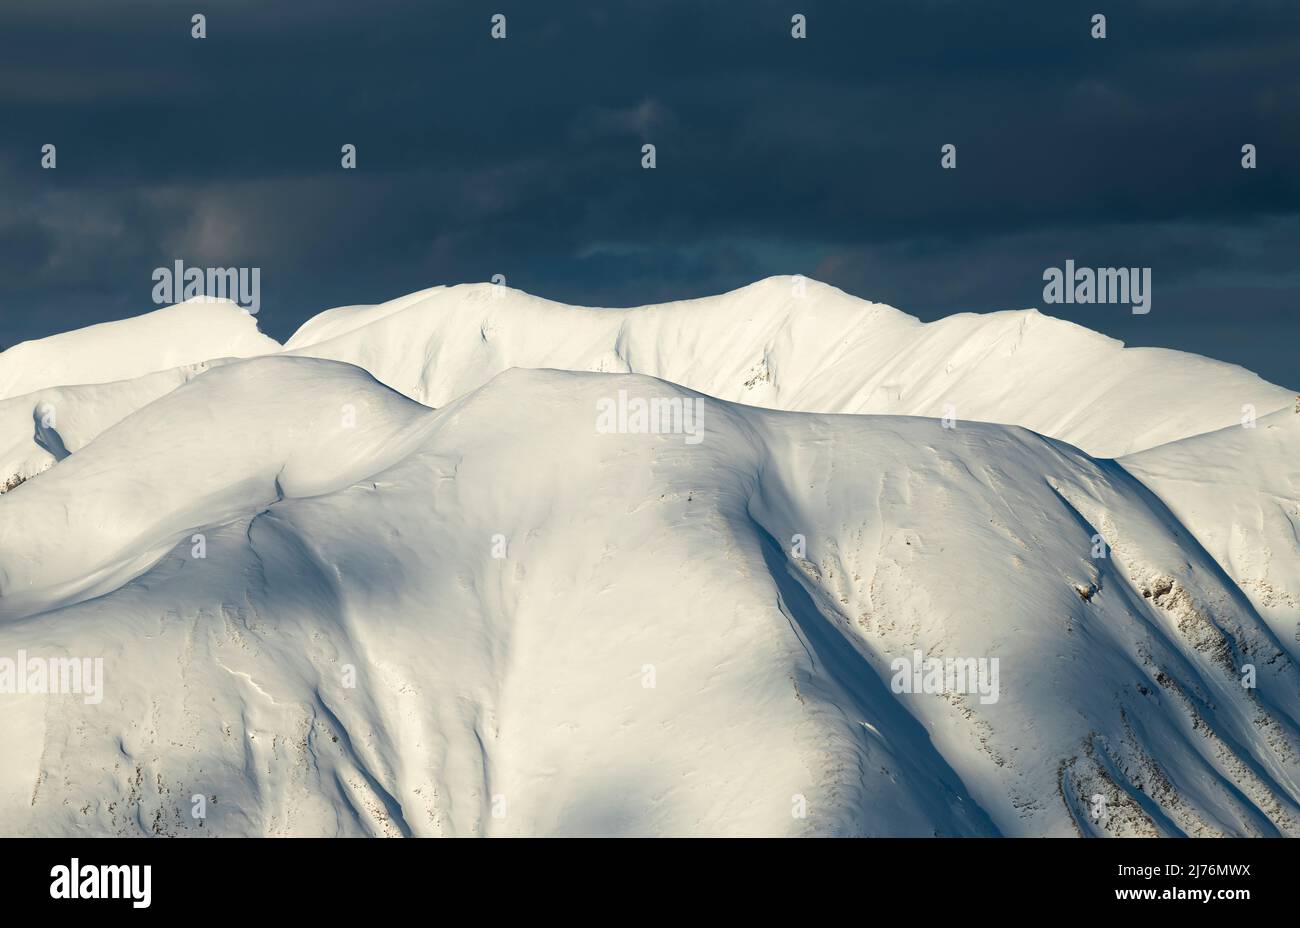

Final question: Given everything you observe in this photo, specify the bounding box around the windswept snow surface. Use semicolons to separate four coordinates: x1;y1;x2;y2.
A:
1124;407;1300;660
0;279;1296;837
0;360;242;494
284;278;1295;458
0;298;277;401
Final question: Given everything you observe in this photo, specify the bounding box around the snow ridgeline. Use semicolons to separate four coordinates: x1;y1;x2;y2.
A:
0;299;277;402
280;277;1294;459
3;278;1291;464
0;279;1295;836
3;279;1294;627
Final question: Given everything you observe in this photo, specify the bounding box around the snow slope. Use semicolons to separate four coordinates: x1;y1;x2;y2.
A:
2;278;1287;478
284;277;1295;458
0;358;1296;837
0;278;1295;837
0;360;239;494
0;299;277;401
1124;405;1300;658
0;358;433;621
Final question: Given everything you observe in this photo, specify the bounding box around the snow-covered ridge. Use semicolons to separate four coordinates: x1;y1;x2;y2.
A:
0;359;1296;836
3;277;1290;463
0;298;278;402
0;278;1295;836
283;277;1295;458
0;358;434;620
0;361;232;495
1123;406;1300;650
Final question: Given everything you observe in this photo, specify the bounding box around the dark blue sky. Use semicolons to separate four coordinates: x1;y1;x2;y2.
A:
1;0;1297;387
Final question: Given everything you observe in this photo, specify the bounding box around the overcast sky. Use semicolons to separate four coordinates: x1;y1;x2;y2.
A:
2;0;1296;387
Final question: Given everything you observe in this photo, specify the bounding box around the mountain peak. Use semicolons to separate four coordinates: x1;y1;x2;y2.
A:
0;298;279;401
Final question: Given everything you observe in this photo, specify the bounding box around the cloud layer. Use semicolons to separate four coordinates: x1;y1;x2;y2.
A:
1;0;1297;387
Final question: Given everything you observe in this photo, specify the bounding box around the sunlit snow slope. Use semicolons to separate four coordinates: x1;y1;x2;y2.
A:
1124;406;1300;659
284;278;1295;458
0;299;277;401
0;279;1295;837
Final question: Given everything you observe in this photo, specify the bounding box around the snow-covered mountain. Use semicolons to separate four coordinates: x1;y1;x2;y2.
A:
0;279;1296;837
283;278;1294;458
0;299;277;402
1123;407;1300;653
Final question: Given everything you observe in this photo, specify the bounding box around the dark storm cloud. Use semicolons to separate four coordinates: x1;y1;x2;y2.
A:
0;0;1296;386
